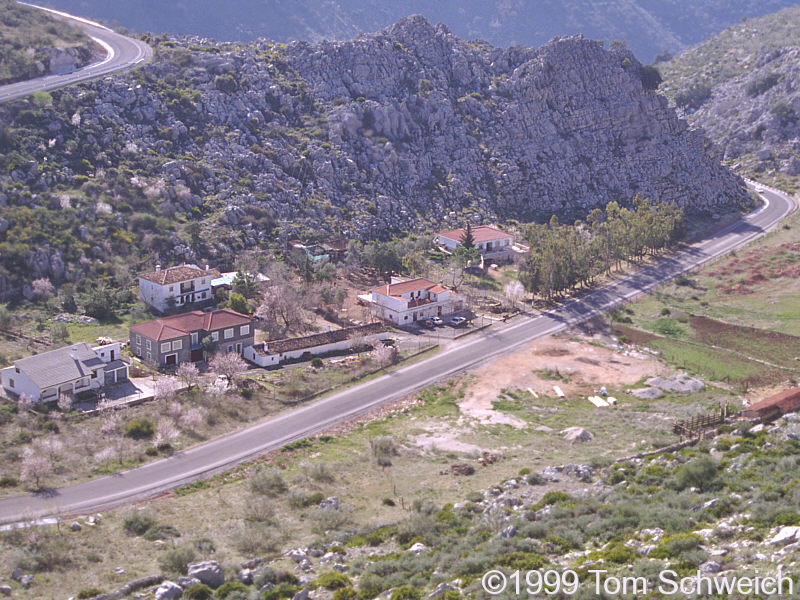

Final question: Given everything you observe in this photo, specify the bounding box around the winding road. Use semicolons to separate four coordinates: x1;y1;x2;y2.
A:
0;3;151;104
0;183;793;523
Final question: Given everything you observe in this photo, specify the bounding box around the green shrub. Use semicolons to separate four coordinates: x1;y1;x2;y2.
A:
390;586;421;600
124;417;154;439
537;491;571;507
185;584;214;600
158;545;197;574
332;588;358;600
261;582;299;600
674;456;718;490
649;533;702;559
288;489;325;509
215;581;250;598
311;357;323;368
250;467;287;496
774;512;800;527
77;589;105;599
0;476;18;487
518;468;532;476
316;571;351;590
122;509;156;536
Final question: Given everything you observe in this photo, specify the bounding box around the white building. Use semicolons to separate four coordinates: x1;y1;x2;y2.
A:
0;342;129;403
435;225;526;262
358;277;465;325
244;323;389;367
138;264;219;313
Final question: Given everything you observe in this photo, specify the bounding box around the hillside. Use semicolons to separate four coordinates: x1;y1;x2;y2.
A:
0;0;99;85
660;6;800;189
0;16;748;302
42;0;799;63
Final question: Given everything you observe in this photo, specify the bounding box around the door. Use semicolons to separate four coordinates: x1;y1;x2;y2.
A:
165;354;177;366
236;343;242;354
190;348;204;362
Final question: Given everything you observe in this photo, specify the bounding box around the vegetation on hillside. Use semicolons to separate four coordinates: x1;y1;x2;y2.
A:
0;0;95;85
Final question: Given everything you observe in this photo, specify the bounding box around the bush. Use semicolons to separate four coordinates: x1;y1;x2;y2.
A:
311;357;323;368
261;583;300;600
288;489;325;509
185;584;214;600
158;545;197;574
304;461;335;483
0;476;18;487
774;512;800;527
674;456;718;491
390;586;421;600
332;588;358;600
674;84;712;110
746;72;782;97
124;417;154;439
77;589;105;599
316;571;351;590
122;509;156;536
215;581;250;598
250;467;287;496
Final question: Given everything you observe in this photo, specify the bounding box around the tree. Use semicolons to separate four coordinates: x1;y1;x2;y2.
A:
33;434;63;463
57;392;73;413
155;419;179;449
504;280;525;304
227;292;250;315
640;65;662;90
153;377;180;404
363;242;402;282
210;352;247;384
20;447;52;490
232;270;259;299
459;223;476;250
31;278;55;300
176;362;199;390
51;322;69;342
371;343;398;369
81;281;118;320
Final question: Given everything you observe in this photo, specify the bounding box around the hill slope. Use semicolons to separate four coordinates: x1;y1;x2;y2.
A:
660;6;800;187
0;16;748;301
42;0;799;63
0;0;99;85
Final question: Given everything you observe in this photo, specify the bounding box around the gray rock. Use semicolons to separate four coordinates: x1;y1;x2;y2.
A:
70;521;82;531
500;525;518;538
177;577;201;588
298;559;313;572
630;387;665;399
186;561;224;588
333;563;349;573
292;586;310;600
699;561;722;574
288;549;308;563
155;580;183;600
428;582;460;598
319;496;340;510
0;586;10;596
10;569;23;581
645;373;703;394
19;575;33;589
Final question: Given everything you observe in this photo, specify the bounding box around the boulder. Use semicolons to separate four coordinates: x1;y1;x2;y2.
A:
768;526;800;546
561;427;593;442
630;387;665;399
70;521;82;531
645;374;703;394
428;582;460;598
407;542;428;554
177;577;201;589
318;497;339;510
186;561;224;588
500;525;518;538
699;561;722;574
155;580;183;600
0;586;10;596
19;575;33;589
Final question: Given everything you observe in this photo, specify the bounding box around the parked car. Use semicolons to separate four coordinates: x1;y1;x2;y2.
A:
448;316;467;327
430;316;444;326
421;319;435;329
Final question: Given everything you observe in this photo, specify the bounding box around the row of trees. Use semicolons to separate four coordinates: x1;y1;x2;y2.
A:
519;196;684;300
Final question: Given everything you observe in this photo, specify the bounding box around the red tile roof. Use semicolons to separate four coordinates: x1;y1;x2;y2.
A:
371;278;450;297
742;388;800;418
139;264;220;285
437;225;513;244
130;309;252;342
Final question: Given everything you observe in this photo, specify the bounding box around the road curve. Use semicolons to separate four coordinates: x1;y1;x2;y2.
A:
0;3;151;104
0;183;793;523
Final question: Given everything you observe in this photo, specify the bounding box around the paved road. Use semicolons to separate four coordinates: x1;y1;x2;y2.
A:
0;184;793;522
0;3;151;104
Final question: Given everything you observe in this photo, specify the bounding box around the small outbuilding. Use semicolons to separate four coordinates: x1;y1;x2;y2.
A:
741;388;800;421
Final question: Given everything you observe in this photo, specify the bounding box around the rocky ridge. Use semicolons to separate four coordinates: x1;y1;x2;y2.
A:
0;16;749;298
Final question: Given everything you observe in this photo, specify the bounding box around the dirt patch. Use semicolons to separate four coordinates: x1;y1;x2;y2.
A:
457;336;665;426
613;324;658;345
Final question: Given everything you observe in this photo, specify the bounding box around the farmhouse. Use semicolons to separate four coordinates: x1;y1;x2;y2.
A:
244;322;388;367
358;277;465;325
130;309;253;367
741;388;800;421
0;341;128;403
138;264;220;313
435;225;527;262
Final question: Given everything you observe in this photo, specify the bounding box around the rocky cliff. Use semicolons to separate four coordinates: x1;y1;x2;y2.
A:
0;16;748;298
661;6;800;185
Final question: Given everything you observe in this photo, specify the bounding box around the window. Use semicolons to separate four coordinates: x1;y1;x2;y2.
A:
8;378;13;389
191;333;198;345
240;325;250;336
135;334;141;345
227;345;233;352
224;328;234;339
211;331;219;342
146;351;152;361
199;292;205;299
146;339;152;350
160;342;170;353
172;339;183;351
169;286;174;292
15;367;19;373
91;371;97;379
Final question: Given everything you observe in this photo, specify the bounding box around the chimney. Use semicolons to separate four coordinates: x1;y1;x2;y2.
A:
205;264;209;271
155;264;161;272
386;283;390;296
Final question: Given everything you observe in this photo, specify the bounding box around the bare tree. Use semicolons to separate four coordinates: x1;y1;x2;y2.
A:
210;352;247;384
179;406;207;431
31;278;55;300
153;377;180;404
155;419;179;449
20;447;52;490
57;392;73;414
371;343;398;369
176;362;200;390
504;280;525;303
33;434;64;463
258;263;313;336
17;394;35;411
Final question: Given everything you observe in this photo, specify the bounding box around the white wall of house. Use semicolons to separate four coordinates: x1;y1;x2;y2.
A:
244;331;390;366
438;234;513;253
139;275;213;312
368;287;459;325
93;342;122;363
0;366;41;401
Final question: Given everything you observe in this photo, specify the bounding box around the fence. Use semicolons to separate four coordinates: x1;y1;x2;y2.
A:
673;403;730;439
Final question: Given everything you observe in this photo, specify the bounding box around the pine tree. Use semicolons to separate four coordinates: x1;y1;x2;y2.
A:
460;223;476;250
